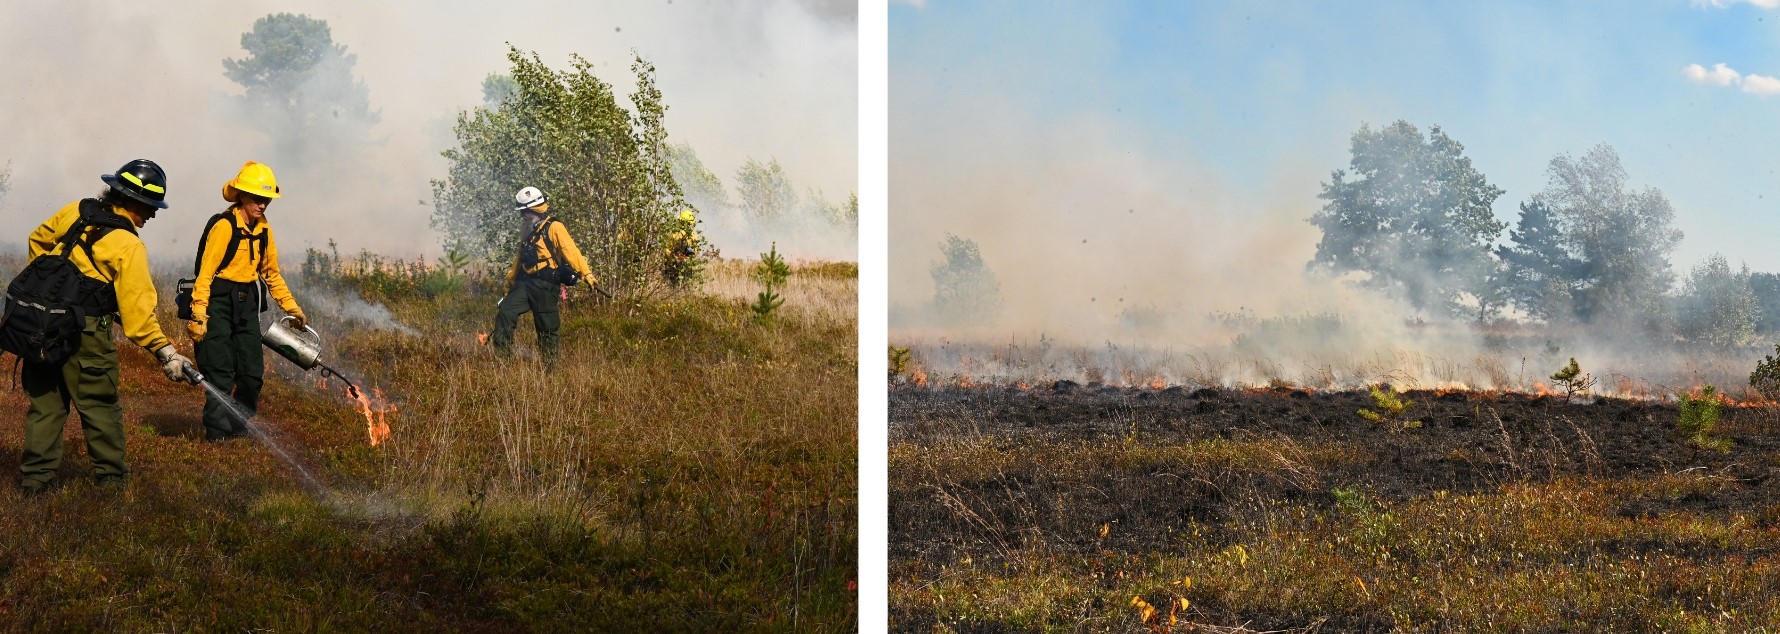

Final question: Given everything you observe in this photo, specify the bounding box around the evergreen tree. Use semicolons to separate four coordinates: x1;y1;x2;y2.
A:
1495;200;1581;321
223;13;379;163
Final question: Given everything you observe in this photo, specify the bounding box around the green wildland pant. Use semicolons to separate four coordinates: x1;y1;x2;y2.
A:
492;276;561;362
21;315;126;486
196;280;263;440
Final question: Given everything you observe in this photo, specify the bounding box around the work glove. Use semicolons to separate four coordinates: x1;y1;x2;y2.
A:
186;320;206;342
287;308;307;331
154;346;200;384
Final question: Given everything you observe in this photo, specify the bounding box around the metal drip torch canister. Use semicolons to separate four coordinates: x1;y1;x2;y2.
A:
262;316;362;397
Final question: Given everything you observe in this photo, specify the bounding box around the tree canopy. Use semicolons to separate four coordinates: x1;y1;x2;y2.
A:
1677;254;1758;348
930;234;1002;324
431;46;688;299
224;13;379;162
1309;120;1506;317
1495;200;1581;322
1535;144;1682;324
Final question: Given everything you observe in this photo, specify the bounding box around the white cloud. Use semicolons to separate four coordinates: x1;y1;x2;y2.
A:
1692;0;1780;8
1685;62;1742;86
1744;73;1780;95
892;0;927;7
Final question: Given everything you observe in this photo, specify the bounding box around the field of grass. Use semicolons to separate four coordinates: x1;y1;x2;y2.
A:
0;255;856;631
890;384;1780;633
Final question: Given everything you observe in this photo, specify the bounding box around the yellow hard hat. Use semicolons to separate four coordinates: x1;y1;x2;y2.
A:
678;209;696;223
222;161;281;202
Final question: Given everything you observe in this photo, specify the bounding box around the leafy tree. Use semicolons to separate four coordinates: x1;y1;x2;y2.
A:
431;47;688;300
1676;254;1758;348
1535;144;1682;325
806;188;858;230
1309;120;1506;317
1496;200;1583;322
1750;344;1780;400
929;234;1002;323
1749;272;1780;335
481;73;518;107
667;142;728;209
736;157;797;223
223;13;379;162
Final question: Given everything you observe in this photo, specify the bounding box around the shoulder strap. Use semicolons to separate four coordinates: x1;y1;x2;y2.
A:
76;198;138;235
66;199;129;284
537;218;566;269
192;212;245;275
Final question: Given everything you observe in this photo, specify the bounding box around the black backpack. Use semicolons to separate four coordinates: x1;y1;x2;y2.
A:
520;218;581;286
0;199;138;365
175;211;268;320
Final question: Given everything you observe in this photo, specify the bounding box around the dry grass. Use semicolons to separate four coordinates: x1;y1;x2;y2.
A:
890;396;1780;632
0;253;857;631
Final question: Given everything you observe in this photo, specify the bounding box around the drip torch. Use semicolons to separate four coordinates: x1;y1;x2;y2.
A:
262;316;363;398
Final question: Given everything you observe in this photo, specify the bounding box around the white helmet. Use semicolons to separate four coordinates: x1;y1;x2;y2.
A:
513;186;548;211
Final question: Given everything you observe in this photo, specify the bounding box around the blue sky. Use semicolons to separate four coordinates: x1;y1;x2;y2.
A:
889;0;1780;322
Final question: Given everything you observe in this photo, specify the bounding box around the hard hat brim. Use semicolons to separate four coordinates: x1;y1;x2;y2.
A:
100;174;170;209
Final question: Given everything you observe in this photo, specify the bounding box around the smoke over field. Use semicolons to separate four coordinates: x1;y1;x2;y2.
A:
890;113;1772;398
0;0;855;263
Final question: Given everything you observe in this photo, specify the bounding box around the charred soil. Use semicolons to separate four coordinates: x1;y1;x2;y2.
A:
890;383;1780;632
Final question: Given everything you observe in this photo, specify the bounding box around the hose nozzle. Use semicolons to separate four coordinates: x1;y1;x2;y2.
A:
182;365;205;385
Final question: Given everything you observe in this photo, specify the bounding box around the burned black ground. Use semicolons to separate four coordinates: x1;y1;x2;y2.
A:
889;383;1780;631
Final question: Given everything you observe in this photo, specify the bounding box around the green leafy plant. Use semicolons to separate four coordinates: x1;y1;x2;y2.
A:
432;46;688;300
1550;357;1595;401
1750;344;1780;401
1358;384;1420;432
1679;384;1733;455
749;243;789;325
888;346;912;383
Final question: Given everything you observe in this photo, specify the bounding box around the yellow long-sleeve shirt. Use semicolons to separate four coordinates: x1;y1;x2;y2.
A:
26;200;172;353
189;207;300;321
506;216;596;290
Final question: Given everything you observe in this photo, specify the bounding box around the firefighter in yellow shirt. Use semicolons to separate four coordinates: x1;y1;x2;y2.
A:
493;186;596;364
664;208;702;286
17;159;197;493
184;161;308;441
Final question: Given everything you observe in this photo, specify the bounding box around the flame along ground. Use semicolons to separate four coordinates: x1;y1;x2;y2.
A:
316;375;396;446
895;372;1780;410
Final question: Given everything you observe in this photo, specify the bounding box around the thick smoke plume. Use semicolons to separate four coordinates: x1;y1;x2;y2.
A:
890;106;1765;397
0;1;855;264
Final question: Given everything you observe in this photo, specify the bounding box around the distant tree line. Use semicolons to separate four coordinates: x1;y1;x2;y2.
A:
1310;119;1767;347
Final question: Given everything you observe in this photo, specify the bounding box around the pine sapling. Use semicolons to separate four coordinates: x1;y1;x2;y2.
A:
1550;357;1595;401
1679;384;1733;456
1358;384;1421;432
888;346;913;384
749;242;790;325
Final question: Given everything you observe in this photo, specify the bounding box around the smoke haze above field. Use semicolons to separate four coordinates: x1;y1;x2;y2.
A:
0;1;856;262
891;2;1780;334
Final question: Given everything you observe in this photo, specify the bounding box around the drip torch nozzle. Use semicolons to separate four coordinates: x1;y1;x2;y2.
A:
182;365;205;385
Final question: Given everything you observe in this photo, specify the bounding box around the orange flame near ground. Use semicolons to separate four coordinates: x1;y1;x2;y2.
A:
476;332;489;346
352;386;395;446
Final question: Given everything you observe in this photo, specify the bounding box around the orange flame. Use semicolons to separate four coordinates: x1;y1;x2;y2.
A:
352;386;395;446
476;332;489;346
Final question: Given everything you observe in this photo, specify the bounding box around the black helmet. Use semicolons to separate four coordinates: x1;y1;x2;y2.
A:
99;159;169;209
